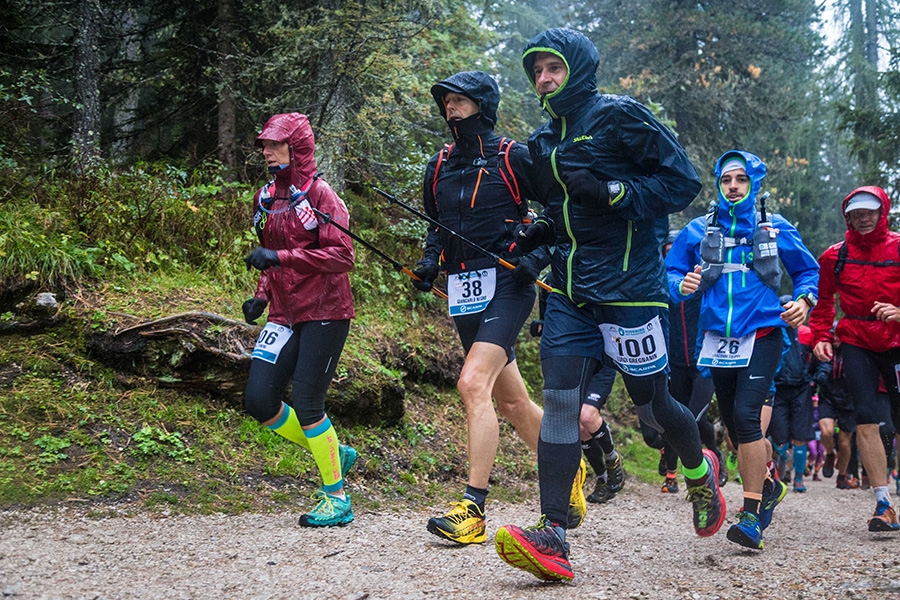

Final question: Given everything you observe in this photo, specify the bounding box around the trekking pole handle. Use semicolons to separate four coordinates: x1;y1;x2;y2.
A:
759;192;770;223
372;187;552;292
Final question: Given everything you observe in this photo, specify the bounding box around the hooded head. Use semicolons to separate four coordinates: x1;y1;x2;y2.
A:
841;186;891;246
522;28;600;118
430;71;499;128
714;150;766;209
256;113;317;183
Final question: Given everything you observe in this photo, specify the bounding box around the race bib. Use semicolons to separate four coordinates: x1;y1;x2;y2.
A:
599;316;668;376
448;268;497;316
697;331;756;368
251;322;293;364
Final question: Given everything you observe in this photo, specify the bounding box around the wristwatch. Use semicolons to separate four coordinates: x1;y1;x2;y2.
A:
607;181;625;205
800;294;817;308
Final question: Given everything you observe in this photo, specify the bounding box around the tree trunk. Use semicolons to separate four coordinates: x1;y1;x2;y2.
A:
864;0;879;68
72;0;102;171
217;0;238;173
848;0;879;178
111;7;141;164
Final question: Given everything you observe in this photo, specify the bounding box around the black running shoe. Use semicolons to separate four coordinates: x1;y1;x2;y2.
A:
605;452;626;494
588;477;614;504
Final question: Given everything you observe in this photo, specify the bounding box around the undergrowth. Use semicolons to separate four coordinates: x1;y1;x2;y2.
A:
0;162;668;516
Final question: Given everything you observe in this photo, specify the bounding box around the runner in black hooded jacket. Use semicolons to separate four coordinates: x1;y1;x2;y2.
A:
411;71;583;547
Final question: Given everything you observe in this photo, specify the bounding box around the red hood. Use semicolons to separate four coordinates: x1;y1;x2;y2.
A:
842;185;892;249
256;113;318;186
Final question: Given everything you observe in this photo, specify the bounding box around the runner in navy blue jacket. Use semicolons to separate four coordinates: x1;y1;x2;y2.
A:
494;28;724;582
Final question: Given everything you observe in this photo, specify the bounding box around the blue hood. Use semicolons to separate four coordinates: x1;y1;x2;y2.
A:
714;150;767;234
522;28;600;118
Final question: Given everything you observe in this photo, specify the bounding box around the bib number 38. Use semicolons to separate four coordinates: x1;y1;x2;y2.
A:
251;322;293;364
448;268;496;316
599;316;668;376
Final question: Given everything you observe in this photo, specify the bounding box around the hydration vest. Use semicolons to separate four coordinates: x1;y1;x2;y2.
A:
431;137;524;214
253;173;321;239
695;202;782;294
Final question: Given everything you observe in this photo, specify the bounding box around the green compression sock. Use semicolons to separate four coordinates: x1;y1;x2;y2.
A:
305;417;343;493
267;402;311;451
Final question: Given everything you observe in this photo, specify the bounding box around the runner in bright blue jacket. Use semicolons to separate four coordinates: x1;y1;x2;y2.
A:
666;149;819;551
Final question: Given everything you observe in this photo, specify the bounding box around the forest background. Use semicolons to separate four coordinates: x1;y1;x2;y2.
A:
0;0;899;512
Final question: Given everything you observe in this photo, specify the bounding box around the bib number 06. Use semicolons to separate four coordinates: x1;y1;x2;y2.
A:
251;322;293;364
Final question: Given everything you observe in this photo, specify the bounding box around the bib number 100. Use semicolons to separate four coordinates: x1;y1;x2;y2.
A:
616;335;657;358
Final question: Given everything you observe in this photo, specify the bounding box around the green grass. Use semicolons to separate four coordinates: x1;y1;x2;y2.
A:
0;257;693;516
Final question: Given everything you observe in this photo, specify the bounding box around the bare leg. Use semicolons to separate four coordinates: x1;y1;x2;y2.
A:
738;439;768;498
493;358;543;452
857;423;889;487
457;342;534;489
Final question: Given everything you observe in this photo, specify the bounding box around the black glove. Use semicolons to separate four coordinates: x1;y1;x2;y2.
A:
529;319;544;338
513;219;552;254
411;260;439;293
242;298;267;324
244;247;281;271
563;169;609;207
508;255;542;285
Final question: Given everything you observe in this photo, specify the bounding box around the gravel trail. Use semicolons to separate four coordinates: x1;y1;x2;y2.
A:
1;476;899;599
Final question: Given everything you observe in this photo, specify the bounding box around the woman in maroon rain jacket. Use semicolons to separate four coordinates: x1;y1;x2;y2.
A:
242;112;357;527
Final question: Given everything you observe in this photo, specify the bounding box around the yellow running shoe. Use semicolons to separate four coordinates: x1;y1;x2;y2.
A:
567;458;588;529
426;499;487;544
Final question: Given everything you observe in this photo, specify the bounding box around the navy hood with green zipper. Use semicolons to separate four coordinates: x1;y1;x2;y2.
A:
522;28;702;305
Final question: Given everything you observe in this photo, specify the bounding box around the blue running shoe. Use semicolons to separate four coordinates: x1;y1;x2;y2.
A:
759;478;788;531
340;444;358;478
298;490;353;527
726;511;763;549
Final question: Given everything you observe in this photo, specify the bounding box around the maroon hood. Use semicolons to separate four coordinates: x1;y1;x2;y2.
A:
842;185;891;249
256;113;317;185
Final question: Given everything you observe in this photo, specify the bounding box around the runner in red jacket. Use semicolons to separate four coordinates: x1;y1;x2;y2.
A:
242;112;357;528
810;185;900;532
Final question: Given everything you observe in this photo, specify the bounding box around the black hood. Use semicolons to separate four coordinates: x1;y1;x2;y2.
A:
431;71;500;127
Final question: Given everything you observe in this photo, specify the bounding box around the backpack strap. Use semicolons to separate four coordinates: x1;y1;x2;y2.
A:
431;143;453;204
833;241;848;285
834;240;900;286
497;138;523;209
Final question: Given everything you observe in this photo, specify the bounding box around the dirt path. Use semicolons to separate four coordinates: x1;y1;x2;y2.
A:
1;476;899;600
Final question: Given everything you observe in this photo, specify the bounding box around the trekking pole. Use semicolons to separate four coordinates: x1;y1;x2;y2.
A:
372;187;553;292
311;207;449;300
